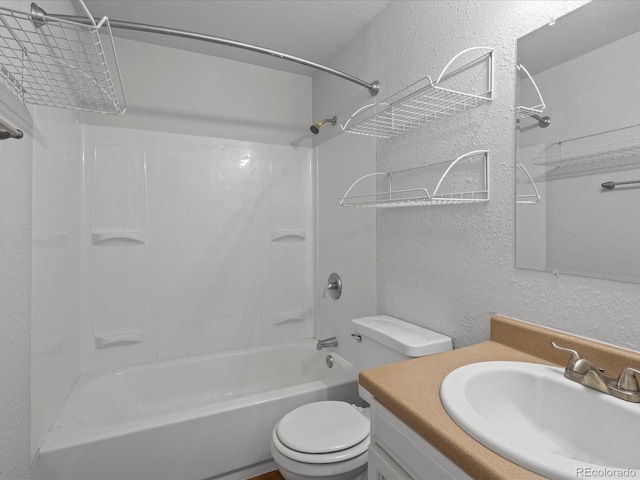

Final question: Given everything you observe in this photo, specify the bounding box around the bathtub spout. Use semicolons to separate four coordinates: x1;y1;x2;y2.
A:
316;337;338;350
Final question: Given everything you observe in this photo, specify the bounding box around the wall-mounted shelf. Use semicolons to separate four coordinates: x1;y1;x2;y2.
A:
515;63;545;119
516;163;541;205
533;137;640;169
340;47;494;139
339;150;489;208
0;5;126;115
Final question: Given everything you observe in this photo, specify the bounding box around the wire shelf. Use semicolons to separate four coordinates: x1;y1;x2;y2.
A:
533;137;640;169
515;63;545;120
0;6;126;115
516;105;544;120
339;150;489;208
340;47;494;139
516;163;541;205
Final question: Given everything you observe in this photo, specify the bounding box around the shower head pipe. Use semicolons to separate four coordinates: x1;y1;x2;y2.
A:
310;116;337;134
29;3;381;96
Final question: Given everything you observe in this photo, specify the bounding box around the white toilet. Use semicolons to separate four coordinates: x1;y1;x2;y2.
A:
270;315;452;480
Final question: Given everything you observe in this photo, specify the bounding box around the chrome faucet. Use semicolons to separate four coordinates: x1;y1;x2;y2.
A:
316;336;338;350
552;342;640;402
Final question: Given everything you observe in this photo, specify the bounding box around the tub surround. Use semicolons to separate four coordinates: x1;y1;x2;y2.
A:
359;314;640;480
38;340;358;480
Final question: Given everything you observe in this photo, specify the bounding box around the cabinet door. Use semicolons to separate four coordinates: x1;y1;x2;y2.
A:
369;444;413;480
371;399;472;480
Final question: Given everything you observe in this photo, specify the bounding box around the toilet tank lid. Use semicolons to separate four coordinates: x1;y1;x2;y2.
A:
352;315;452;357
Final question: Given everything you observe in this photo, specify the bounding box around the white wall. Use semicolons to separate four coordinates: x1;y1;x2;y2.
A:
30;107;79;455
77;125;313;373
78;37;313;147
26;11;314;469
316;133;377;362
70;38;314;374
314;0;640;351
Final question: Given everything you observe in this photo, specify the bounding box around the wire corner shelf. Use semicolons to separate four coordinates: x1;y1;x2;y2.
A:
0;5;127;115
340;47;494;139
339;150;490;208
516;163;541;205
515;63;545;120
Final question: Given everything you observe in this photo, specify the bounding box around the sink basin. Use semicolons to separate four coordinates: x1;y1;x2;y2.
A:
440;361;640;479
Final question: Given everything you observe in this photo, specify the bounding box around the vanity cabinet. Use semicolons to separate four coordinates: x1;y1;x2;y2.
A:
369;398;471;480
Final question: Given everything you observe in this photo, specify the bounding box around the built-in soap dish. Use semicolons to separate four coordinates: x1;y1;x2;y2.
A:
272;313;305;325
270;231;306;242
92;232;147;245
94;329;144;348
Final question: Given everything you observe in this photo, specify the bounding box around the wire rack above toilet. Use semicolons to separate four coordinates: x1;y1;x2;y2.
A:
0;5;126;115
340;47;494;139
339;150;490;208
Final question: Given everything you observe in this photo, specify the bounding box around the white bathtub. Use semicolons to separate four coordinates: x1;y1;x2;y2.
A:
38;340;360;480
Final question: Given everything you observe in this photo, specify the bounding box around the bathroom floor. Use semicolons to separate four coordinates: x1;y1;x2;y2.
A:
248;470;284;480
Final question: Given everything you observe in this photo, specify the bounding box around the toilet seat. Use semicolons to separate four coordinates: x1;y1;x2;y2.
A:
273;401;370;464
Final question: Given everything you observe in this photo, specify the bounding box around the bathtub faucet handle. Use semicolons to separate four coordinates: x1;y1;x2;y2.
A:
322;273;342;299
316;336;338;350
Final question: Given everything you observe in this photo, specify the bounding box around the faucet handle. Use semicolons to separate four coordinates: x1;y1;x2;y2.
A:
552;342;581;366
617;367;640;392
552;342;603;375
322;273;342;299
322;283;335;298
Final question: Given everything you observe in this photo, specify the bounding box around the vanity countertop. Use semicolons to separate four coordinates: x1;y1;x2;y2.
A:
359;314;640;480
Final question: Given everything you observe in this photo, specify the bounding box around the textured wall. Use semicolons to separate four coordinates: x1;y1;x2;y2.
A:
314;1;640;351
0;2;74;478
0;132;33;480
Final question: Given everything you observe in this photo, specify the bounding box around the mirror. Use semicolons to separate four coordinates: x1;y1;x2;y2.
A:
515;0;640;283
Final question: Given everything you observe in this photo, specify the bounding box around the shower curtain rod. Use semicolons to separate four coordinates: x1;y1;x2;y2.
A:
0;116;23;139
30;3;381;96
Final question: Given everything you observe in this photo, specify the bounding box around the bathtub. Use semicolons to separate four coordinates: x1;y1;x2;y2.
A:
38;340;360;480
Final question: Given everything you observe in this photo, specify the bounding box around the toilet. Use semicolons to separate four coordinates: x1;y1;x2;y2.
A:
270;315;452;480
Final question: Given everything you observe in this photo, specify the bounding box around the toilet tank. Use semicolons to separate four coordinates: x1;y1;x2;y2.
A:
351;315;452;404
351;315;452;371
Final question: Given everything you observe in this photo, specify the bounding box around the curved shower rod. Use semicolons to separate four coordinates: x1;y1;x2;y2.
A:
30;3;380;96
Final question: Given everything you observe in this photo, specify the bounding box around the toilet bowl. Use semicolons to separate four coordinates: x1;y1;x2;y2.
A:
271;315;453;480
270;401;369;480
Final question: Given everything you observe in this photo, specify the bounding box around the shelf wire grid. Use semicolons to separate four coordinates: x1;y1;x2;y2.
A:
0;6;126;115
516;105;544;119
344;82;491;139
339;189;489;208
515;64;545;120
515;164;540;205
533;138;640;169
341;48;493;139
339;150;490;208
